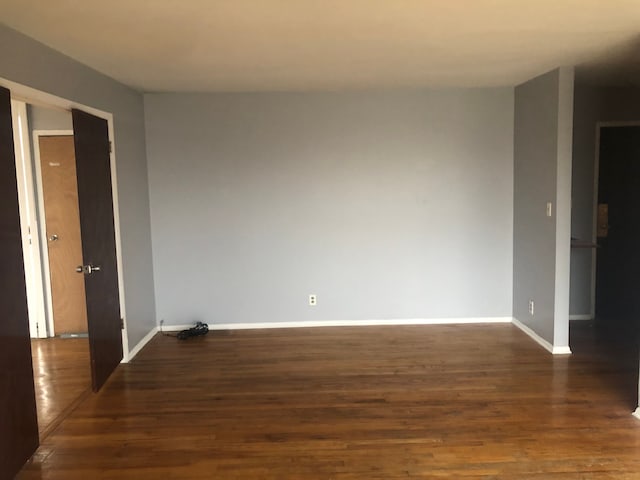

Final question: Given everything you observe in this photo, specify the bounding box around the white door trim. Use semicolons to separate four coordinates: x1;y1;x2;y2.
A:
2;77;130;359
11;101;47;338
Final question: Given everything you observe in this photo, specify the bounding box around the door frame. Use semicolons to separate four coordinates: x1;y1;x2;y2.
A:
32;129;75;338
11;101;47;339
590;121;640;319
1;76;131;360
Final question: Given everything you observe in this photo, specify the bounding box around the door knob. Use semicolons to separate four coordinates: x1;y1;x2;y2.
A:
76;264;102;274
48;234;59;242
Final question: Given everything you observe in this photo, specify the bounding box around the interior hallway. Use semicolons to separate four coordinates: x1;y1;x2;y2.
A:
19;324;640;479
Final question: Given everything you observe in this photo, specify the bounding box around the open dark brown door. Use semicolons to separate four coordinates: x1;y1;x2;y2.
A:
72;109;123;392
0;87;39;477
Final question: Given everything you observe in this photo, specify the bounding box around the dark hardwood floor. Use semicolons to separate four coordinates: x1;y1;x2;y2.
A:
18;324;640;479
30;338;91;440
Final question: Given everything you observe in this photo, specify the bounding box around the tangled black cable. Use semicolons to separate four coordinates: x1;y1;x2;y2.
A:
160;321;209;339
177;321;209;340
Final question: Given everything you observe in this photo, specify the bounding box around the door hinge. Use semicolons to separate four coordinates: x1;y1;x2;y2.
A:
120;318;125;330
109;141;113;154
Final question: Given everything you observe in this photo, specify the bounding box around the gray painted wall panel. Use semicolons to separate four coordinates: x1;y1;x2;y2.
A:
28;105;73;131
513;69;563;344
513;67;573;348
145;90;514;325
0;25;156;350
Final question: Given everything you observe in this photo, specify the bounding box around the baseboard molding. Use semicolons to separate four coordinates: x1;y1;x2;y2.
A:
633;407;640;421
123;326;158;363
158;317;573;356
159;317;513;332
551;345;573;355
512;317;572;355
569;314;592;321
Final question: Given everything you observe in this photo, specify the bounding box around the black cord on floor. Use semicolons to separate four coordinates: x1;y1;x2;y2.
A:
159;321;209;339
177;322;209;340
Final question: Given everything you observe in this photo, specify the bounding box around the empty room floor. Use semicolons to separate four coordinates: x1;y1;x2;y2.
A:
18;324;640;479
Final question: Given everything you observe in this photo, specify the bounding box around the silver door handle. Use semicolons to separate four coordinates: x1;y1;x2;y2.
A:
76;264;102;274
48;234;59;242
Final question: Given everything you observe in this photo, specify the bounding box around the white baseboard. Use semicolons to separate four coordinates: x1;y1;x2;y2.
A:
159;317;513;332
512;317;572;355
569;314;592;321
122;326;158;363
158;317;573;356
124;317;583;359
633;407;640;421
551;345;573;355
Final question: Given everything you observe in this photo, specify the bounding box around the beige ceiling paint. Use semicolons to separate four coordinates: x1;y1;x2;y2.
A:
2;0;639;91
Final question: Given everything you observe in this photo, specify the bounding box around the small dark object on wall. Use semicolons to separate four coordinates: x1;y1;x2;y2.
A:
177;322;209;340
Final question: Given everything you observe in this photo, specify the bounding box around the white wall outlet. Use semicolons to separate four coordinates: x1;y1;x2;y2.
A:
309;294;317;306
528;300;535;315
546;202;553;217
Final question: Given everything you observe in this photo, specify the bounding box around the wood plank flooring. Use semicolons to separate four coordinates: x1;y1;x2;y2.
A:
18;324;640;479
30;338;91;440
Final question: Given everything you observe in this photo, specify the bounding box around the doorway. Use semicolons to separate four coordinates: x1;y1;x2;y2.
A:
12;103;92;439
9;93;128;431
570;124;640;410
1;81;129;479
594;125;640;335
36;132;89;337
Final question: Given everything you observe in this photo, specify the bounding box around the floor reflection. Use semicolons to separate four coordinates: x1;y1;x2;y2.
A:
30;337;91;439
569;319;639;410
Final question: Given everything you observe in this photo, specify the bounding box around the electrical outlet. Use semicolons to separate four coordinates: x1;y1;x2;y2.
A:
528;300;535;316
309;294;317;306
546;202;553;217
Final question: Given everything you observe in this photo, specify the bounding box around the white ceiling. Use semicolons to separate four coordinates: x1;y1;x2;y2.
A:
1;0;639;92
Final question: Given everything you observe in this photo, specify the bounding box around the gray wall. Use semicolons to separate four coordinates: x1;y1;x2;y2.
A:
145;89;515;326
28;104;73;131
570;85;640;316
0;25;156;351
513;68;574;347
